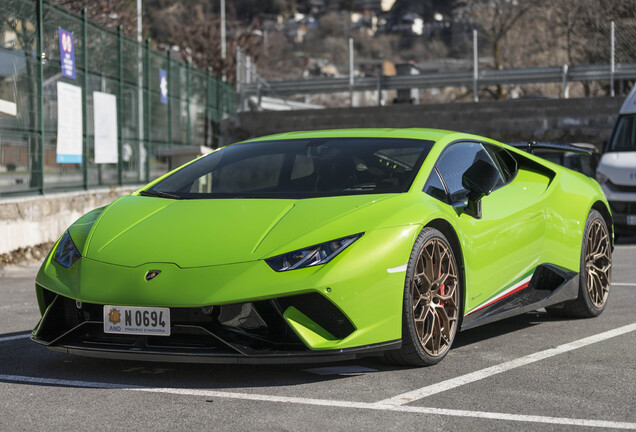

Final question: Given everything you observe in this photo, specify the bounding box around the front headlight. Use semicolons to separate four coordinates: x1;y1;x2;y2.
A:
596;172;608;184
265;233;363;272
53;231;81;268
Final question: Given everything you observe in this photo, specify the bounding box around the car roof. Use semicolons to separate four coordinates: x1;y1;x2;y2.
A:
243;128;465;143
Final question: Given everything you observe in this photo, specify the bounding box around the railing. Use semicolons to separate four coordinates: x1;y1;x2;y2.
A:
240;63;636;99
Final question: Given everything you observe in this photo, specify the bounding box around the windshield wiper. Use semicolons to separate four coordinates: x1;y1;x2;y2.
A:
139;190;184;200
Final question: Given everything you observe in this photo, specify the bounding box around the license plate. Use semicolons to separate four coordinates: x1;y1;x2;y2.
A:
628;215;636;225
103;305;170;336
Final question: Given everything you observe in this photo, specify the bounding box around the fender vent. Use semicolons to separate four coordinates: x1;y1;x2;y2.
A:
277;293;355;339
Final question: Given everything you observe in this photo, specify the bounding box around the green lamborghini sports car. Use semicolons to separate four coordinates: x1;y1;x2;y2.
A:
32;129;613;366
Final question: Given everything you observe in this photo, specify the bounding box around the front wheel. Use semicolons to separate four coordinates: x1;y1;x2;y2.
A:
385;228;461;366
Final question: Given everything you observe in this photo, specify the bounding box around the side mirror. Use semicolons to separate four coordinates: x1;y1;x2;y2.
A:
461;160;500;219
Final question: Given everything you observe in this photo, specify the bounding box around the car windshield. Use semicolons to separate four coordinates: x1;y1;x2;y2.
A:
146;137;434;199
609;114;636;152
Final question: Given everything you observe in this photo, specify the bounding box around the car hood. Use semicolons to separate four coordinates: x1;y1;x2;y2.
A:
83;194;396;268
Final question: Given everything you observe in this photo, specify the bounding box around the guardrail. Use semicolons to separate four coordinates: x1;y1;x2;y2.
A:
240;63;636;98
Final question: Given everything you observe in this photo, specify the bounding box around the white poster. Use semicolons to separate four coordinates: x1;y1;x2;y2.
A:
56;81;83;164
93;91;118;164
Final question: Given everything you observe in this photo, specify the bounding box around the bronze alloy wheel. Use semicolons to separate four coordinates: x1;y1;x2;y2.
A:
584;219;611;308
411;237;459;357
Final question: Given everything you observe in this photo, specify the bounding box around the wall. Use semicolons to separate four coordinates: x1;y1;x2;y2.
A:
223;97;623;147
0;186;140;254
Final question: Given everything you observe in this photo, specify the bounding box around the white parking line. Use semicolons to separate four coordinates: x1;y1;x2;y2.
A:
613;282;636;286
0;374;134;389
378;322;636;407
0;373;635;429
0;333;31;343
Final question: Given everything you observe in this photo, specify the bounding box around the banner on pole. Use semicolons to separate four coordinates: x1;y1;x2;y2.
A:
56;82;83;164
93;92;118;164
58;28;76;79
159;69;168;104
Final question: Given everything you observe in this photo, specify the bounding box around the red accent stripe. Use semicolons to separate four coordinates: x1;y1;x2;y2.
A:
466;281;530;316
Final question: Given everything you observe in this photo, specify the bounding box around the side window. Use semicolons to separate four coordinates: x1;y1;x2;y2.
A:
423;168;449;203
484;144;517;184
432;142;505;205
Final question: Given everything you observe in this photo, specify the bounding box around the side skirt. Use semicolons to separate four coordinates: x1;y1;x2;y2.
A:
461;264;579;331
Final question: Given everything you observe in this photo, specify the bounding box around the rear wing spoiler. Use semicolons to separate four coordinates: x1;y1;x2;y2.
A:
509;141;593;156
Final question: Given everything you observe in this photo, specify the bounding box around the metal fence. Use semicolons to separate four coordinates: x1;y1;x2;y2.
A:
241;63;636;101
239;19;636;107
0;0;236;198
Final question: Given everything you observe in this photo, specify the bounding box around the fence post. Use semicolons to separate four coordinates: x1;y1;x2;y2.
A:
136;0;143;183
215;74;221;148
82;8;88;189
167;50;172;149
36;0;45;194
204;68;210;148
377;72;383;106
610;20;615;97
186;58;191;146
236;46;242;112
562;64;569;99
349;37;354;107
473;29;479;103
117;25;124;185
145;38;151;182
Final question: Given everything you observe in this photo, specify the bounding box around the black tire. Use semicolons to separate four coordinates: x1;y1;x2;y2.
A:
545;209;612;318
385;227;461;366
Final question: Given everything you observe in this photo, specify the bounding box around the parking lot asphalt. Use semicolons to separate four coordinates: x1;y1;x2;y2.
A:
0;245;634;431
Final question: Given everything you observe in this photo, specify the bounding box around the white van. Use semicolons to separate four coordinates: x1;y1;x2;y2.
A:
596;86;636;235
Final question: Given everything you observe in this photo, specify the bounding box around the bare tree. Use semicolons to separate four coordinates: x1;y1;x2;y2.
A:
543;0;636;95
148;3;267;83
56;0;138;36
455;0;535;99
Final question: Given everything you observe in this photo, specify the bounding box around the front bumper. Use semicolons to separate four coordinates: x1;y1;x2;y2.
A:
607;200;636;233
32;289;399;363
33;225;419;361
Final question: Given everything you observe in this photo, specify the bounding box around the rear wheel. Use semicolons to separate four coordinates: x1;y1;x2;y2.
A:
385;228;461;366
546;209;612;318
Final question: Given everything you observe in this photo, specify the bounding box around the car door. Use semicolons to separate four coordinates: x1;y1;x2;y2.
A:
424;141;546;317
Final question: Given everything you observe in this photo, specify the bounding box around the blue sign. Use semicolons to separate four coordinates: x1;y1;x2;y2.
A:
159;69;168;104
58;28;76;79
